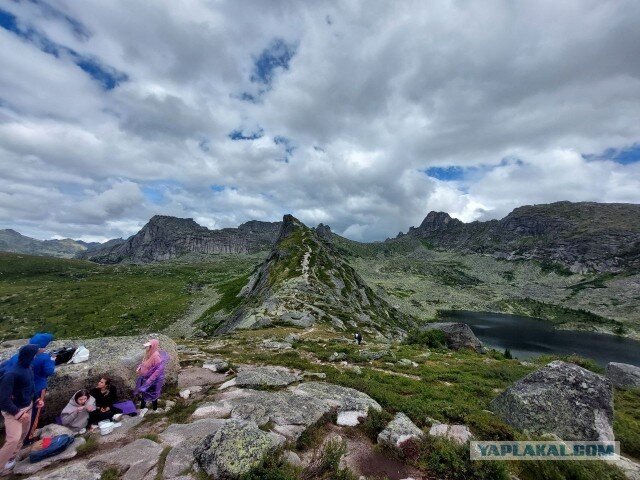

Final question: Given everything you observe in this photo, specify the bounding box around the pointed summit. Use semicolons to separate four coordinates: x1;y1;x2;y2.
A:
418;211;461;231
209;215;413;337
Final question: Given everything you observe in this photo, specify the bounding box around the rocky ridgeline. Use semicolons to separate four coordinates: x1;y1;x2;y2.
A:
211;215;414;337
400;201;640;273
0;229;116;259
81;216;282;263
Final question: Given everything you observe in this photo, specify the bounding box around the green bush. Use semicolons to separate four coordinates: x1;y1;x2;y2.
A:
514;459;626;480
412;436;510;480
404;329;447;348
361;407;393;442
302;438;358;480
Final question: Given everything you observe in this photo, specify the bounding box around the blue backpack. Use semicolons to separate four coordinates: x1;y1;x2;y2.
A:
29;435;75;463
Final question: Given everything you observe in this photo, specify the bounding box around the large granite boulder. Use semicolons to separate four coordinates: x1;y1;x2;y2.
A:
378;412;424;449
220;365;302;390
41;334;178;424
87;438;163;480
26;463;100;480
607;362;640;390
491;361;614;441
419;322;483;352
194;419;285;479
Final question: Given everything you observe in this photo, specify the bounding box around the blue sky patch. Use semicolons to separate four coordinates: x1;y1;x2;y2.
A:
229;128;264;141
250;38;297;86
583;143;640;165
0;7;127;90
425;166;466;181
210;185;226;192
274;136;295;162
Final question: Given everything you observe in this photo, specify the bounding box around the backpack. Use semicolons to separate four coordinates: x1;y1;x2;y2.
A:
29;435;75;463
69;346;89;364
52;347;76;365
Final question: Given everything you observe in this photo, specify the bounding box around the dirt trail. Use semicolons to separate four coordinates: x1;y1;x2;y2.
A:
301;244;311;284
164;285;220;338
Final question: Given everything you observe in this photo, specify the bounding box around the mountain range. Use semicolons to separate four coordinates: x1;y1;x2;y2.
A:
3;201;640;274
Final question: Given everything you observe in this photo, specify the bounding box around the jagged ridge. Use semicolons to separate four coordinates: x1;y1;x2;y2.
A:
209;215;414;337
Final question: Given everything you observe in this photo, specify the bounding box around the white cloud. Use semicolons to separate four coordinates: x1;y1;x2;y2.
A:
1;0;639;241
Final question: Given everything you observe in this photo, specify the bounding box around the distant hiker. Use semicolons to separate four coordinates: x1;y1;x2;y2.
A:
354;332;362;345
0;344;40;476
61;390;96;432
134;339;169;413
89;377;121;426
2;333;56;436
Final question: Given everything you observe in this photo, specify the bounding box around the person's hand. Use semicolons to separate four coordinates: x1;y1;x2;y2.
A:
86;405;96;412
77;406;85;412
100;407;109;413
36;399;45;409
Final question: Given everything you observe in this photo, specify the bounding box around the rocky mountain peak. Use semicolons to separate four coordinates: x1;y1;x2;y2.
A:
418;211;461;231
209;215;412;336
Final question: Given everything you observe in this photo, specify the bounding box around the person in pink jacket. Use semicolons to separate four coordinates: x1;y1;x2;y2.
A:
133;339;169;413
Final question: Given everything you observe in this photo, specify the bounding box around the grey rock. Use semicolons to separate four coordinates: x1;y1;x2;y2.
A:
491;361;614;441
194;419;285;479
25;462;100;480
42;334;178;424
360;349;390;361
607;362;640;390
261;340;293;351
292;381;381;414
328;352;347;362
284;333;300;343
161;419;227;478
378;412;424;449
96;415;144;444
420;322;484;352
13;437;85;475
178;366;227;388
429;424;473;444
87;438;163;480
233;365;302;388
202;357;229;372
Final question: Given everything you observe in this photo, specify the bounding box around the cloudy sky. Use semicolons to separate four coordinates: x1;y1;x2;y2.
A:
1;0;639;242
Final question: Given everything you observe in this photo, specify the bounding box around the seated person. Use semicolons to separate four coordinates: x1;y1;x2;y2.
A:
60;389;95;432
88;377;121;425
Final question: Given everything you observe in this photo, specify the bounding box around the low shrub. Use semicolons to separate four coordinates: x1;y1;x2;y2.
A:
360;407;393;442
404;329;447;348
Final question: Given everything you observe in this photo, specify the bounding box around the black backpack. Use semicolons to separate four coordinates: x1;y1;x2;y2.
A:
52;347;76;365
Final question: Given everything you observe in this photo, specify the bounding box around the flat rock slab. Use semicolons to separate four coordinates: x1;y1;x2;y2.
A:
607;362;640;390
203;358;229;372
26;462;100;480
160;418;228;447
87;438;163;480
14;437;85;475
178;366;228;388
96;415;144;444
194;419;285;479
232;365;303;389
292;381;381;414
378;412;424;448
491;360;614;441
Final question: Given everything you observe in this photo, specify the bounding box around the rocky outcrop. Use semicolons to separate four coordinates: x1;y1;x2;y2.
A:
378;412;424;449
41;334;178;424
402;201;640;273
491;361;614;441
607;362;640;390
428;424;474;444
81;215;281;264
194;419;285;479
221;365;302;389
420;322;484;352
211;214;414;337
87;438;164;480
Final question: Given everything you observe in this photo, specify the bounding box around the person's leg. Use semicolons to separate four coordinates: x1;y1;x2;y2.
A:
151;400;158;411
140;400;146;410
0;408;31;470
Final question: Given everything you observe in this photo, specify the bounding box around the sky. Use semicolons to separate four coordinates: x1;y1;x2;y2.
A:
1;1;640;242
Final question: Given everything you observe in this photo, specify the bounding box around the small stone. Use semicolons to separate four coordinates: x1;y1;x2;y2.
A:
429;424;473;444
378;412;424;449
337;410;365;426
328;352;347;362
179;389;191;399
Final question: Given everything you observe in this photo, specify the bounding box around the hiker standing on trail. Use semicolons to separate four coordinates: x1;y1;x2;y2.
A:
354;332;363;345
0;344;41;477
134;339;169;414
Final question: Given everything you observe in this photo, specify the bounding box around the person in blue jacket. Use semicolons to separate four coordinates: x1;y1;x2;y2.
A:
0;344;41;476
1;333;55;443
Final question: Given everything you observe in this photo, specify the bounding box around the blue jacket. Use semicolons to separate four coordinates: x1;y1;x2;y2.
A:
3;333;56;395
0;344;38;415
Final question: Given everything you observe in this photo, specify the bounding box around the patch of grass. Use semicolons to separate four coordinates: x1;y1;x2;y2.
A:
409;435;510;480
296;410;337;451
99;468;120;480
154;446;171;480
302;437;358;480
614;389;640;460
0;252;260;339
535;354;604;374
514;458;626;480
141;433;160;443
239;449;301;480
360;406;393;442
163;399;198;424
76;434;99;457
539;260;574;276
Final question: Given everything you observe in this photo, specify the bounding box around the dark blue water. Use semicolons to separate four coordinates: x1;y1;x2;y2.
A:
441;310;640;367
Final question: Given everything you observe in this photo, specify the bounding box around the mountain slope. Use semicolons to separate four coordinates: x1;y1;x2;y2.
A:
208;215;414;338
401;201;640;273
0;229;110;258
81;215;282;264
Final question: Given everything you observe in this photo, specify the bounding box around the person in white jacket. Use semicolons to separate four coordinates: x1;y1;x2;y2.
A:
60;390;95;432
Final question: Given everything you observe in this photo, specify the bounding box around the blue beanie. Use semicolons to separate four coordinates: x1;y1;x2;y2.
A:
29;332;54;349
